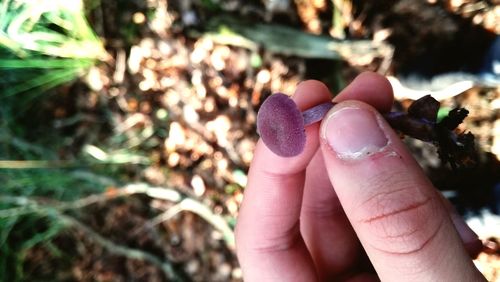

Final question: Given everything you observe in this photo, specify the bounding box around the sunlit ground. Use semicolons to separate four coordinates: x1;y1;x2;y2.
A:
0;0;499;281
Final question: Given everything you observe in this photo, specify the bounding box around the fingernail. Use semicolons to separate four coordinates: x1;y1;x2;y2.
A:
322;107;388;159
450;212;479;243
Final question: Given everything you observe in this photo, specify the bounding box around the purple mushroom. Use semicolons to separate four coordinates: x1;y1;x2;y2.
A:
256;93;334;157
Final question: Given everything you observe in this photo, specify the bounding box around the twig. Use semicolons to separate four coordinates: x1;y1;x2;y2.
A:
113;48;126;84
123;183;183;202
0;188;128;218
377;44;394;75
146;197;235;249
0;185;161;218
0;183;235;248
59;214;182;281
148;202;184;226
126;184;236;249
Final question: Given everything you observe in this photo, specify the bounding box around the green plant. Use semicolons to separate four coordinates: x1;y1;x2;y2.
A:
0;168;109;281
0;1;108;280
0;0;106;97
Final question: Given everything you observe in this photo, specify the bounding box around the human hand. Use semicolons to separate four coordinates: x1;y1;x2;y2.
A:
236;72;486;281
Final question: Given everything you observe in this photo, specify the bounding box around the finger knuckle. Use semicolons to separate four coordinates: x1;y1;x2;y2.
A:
246;221;302;254
353;172;443;255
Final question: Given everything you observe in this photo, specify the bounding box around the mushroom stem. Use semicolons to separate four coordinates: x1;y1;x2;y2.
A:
302;102;336;125
302;101;436;143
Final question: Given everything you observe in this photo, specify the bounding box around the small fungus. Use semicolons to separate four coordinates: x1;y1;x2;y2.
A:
256;93;334;157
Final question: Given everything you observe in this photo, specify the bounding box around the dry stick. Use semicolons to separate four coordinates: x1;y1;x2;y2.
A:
0;183;235;247
0;193;182;280
0;184;181;218
125;184;236;249
1;184;235;279
146;197;235;248
58;214;182;282
0;190;127;218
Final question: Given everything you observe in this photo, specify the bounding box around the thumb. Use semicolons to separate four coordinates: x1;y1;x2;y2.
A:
319;100;485;281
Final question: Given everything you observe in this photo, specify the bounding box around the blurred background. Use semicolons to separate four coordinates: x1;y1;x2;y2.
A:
0;0;499;281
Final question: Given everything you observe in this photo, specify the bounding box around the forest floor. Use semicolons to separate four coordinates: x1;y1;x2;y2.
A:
3;0;499;281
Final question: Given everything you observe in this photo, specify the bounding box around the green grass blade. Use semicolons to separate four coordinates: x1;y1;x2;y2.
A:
1;67;82;97
0;58;93;69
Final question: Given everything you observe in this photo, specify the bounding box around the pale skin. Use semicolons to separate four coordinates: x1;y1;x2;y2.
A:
236;72;486;281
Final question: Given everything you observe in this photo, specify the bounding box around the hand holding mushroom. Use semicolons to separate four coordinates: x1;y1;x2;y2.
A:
257;88;476;169
236;72;485;281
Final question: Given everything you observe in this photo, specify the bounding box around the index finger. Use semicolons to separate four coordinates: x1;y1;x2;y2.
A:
236;80;332;281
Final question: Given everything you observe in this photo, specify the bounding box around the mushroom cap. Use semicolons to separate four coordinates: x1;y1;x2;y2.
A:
257;93;306;157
